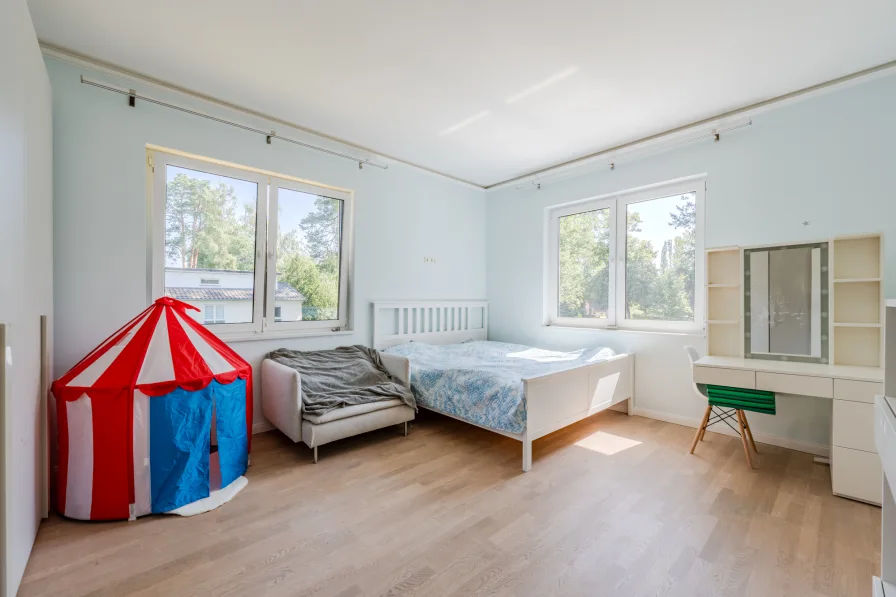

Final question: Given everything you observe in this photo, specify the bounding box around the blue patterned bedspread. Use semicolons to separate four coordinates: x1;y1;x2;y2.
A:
383;341;616;434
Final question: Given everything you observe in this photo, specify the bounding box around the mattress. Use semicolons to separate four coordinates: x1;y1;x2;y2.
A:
383;340;616;434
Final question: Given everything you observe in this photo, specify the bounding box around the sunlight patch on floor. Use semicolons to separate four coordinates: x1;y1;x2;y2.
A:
575;431;641;455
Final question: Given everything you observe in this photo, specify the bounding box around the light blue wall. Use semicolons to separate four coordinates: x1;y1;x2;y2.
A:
487;73;896;451
47;57;486;427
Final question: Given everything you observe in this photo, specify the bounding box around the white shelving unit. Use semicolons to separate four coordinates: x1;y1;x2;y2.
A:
832;235;884;368
704;234;885;367
705;247;742;358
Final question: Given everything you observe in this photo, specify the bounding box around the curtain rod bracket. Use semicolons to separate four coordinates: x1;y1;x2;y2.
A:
714;132;720;142
128;89;136;108
266;131;274;145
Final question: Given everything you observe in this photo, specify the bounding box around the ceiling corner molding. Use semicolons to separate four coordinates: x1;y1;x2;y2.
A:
38;41;487;192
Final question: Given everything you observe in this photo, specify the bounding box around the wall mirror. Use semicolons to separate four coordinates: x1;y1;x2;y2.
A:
744;242;828;363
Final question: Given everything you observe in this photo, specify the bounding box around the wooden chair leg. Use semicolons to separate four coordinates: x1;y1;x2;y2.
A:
690;405;711;455
736;410;754;469
741;411;758;453
698;417;708;441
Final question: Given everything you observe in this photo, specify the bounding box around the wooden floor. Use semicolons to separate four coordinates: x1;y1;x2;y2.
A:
21;410;880;597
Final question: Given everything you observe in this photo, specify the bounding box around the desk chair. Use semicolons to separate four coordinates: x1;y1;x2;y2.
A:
685;346;758;468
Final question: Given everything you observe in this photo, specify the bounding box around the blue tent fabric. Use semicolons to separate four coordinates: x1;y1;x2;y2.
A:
149;385;213;513
212;379;249;488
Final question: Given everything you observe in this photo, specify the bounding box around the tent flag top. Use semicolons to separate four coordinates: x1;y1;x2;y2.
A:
51;297;253;521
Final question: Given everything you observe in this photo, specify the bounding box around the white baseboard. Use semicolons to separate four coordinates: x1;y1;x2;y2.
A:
632;407;830;458
252;420;274;435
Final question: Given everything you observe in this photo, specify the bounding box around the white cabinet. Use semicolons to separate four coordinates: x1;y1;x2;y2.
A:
831;446;882;505
832;379;883;506
834;400;878;454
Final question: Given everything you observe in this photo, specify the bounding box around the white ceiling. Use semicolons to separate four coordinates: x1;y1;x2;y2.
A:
27;0;896;187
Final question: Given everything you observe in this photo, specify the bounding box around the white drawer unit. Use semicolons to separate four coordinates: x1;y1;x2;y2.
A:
834;379;884;404
833;400;877;454
832;446;883;505
692;366;755;389
755;372;833;399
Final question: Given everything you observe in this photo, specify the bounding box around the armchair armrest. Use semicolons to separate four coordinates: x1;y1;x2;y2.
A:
379;352;410;387
261;359;302;443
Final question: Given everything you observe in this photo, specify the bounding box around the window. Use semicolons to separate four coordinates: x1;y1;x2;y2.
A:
204;305;225;324
546;177;704;332
150;149;354;338
267;180;349;331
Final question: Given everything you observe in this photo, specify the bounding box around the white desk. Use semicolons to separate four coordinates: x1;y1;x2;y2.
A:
694;355;884;505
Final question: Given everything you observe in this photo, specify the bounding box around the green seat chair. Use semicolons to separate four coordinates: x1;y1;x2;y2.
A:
685;347;774;468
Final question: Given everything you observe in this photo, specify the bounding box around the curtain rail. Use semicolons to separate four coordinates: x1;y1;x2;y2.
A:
80;76;389;170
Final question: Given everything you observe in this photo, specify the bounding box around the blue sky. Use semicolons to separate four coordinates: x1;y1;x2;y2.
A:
627;192;694;266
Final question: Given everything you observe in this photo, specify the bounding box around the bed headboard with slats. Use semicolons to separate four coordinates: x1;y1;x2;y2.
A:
372;301;488;350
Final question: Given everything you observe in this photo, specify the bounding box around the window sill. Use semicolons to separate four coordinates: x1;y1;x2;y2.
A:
543;324;705;338
214;329;355;343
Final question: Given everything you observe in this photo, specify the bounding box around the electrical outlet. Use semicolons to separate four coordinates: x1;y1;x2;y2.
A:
423;256;436;264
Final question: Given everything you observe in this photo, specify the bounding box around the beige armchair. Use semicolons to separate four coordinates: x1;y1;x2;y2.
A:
261;352;415;462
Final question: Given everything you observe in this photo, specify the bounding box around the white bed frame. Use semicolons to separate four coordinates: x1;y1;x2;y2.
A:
372;301;635;472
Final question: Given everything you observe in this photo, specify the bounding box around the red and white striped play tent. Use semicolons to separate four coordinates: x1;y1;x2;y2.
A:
51;297;253;521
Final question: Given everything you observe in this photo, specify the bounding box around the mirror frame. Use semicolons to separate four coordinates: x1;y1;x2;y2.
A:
743;241;829;363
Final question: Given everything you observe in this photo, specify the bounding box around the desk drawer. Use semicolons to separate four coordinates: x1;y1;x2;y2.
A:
833;400;877;453
693;366;755;389
832;446;882;505
755;372;833;398
833;379;883;404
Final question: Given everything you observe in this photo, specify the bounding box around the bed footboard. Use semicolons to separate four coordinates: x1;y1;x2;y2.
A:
520;353;634;472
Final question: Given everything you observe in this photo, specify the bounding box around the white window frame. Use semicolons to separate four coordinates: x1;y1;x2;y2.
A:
545;175;705;333
266;177;353;333
148;148;355;340
545;197;618;328
150;151;267;336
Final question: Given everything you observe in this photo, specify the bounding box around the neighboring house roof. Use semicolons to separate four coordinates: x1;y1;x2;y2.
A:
166;282;304;302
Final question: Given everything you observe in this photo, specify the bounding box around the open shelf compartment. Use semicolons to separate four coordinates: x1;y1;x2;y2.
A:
707;248;741;287
834;236;881;281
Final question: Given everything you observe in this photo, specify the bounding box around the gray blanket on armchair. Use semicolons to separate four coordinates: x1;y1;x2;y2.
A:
266;345;416;416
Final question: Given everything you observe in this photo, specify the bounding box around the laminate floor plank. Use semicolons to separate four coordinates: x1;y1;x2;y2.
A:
19;410;880;597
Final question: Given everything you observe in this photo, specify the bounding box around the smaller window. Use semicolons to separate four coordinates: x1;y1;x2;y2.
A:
204;304;225;324
274;306;282;322
200;278;220;286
